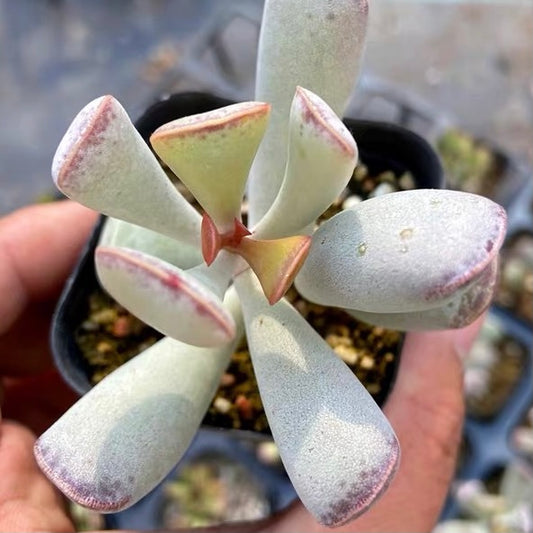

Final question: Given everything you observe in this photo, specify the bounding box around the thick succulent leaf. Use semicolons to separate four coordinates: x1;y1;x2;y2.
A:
237;235;311;304
34;289;243;513
234;269;399;527
100;219;237;299
296;190;507;313
248;0;368;226
99;217;202;270
150;102;270;232
186;250;238;300
52;95;201;246
95;246;235;347
253;87;357;239
346;258;499;330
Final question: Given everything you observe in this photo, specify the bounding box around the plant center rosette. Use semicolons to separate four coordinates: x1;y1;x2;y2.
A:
75;103;411;430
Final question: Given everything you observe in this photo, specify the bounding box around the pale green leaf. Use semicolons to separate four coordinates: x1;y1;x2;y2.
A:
151;101;270;232
95;246;235;347
99;217;202;270
253;87;357;239
248;0;368;225
296;190;506;313
234;268;399;527
34;289;243;512
53;96;201;246
346;258;499;330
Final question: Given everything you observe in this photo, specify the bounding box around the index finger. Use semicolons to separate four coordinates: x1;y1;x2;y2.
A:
0;201;97;374
0;200;97;333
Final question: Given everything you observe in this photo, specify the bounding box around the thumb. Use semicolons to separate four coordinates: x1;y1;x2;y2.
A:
350;315;484;532
0;421;74;532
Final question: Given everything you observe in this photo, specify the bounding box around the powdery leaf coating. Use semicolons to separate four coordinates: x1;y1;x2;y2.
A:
99;217;202;270
151;101;270;232
346;257;499;330
234;269;399;527
253;87;357;239
248;0;368;225
95;246;235;347
296;189;507;314
52;95;201;246
34;289;243;513
236;234;311;304
186;250;239;300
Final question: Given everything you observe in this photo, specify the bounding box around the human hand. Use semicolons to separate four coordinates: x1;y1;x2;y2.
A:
0;200;481;532
0;200;97;531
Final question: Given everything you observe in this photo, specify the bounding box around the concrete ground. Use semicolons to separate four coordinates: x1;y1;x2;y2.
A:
0;0;531;214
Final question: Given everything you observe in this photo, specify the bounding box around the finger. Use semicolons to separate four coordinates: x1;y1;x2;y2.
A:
341;316;485;533
2;371;78;436
0;201;97;375
0;301;57;376
257;317;484;533
0;200;98;329
0;420;74;532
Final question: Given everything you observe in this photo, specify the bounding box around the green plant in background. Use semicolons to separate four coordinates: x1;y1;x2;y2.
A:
34;0;507;527
434;456;533;533
437;129;497;195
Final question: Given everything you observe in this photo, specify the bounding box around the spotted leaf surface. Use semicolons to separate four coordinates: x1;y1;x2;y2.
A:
296;189;507;315
253;87;357;239
34;290;243;513
99;217;202;270
234;269;399;527
248;0;368;225
346;256;499;330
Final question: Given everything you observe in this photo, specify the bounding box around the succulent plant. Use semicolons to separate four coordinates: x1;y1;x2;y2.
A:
34;0;507;527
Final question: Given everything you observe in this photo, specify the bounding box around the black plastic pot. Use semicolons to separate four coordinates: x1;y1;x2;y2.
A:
51;91;444;397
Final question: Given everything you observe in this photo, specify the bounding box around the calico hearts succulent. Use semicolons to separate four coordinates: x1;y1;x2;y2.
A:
35;0;506;527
